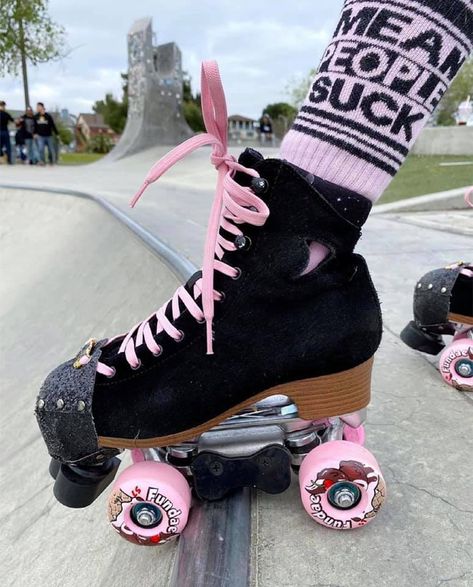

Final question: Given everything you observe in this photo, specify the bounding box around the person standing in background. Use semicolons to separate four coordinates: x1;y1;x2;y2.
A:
0;100;14;164
34;102;58;165
20;106;38;164
259;114;274;146
15;119;27;163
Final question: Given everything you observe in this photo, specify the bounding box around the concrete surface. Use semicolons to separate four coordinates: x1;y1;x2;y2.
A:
0;189;180;587
373;187;472;215
1;151;472;587
412;126;473;156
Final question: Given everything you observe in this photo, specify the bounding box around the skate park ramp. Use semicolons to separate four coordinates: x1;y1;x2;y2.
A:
0;188;181;585
1;182;473;587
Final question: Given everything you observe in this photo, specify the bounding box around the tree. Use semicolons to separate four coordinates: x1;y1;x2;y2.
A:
286;68;318;109
262;103;297;122
182;73;204;132
436;58;473;126
55;118;73;146
0;0;67;109
88;133;113;154
261;103;298;138
93;93;127;134
183;100;205;132
93;73;128;134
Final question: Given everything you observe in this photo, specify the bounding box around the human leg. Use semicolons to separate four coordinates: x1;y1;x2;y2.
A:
46;136;55;164
280;0;473;202
37;136;46;164
0;130;13;164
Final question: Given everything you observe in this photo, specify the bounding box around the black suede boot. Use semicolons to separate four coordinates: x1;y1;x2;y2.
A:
36;60;384;466
36;146;382;465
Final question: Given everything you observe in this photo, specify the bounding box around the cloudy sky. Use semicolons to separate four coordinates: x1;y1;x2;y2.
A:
2;0;344;118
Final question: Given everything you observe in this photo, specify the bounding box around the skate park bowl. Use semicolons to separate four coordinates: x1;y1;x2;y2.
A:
1;176;473;587
0;188;183;584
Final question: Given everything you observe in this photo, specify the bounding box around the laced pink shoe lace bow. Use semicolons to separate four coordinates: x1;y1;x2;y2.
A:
96;61;270;376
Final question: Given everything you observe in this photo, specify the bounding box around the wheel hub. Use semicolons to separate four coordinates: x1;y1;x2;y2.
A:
455;359;472;378
130;502;163;528
327;481;361;510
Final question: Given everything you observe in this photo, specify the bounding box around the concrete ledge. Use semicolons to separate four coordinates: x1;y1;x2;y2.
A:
411;126;473;155
374;186;471;214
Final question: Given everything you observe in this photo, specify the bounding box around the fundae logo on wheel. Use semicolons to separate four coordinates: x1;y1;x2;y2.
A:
107;485;182;546
305;460;385;528
440;346;473;374
146;487;183;530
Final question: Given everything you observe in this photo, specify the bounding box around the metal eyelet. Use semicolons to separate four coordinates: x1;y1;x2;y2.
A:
234;235;252;251
217;291;226;303
152;346;163;357
175;330;185;342
232;267;242;280
131;360;142;371
196;317;206;324
250;177;269;195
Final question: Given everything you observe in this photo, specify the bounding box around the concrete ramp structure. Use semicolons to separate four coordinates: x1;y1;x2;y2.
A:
110;17;192;160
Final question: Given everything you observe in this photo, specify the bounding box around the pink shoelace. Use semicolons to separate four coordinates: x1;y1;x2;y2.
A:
96;61;270;377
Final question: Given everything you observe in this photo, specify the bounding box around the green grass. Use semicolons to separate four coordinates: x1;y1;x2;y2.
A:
379;155;473;204
59;152;105;165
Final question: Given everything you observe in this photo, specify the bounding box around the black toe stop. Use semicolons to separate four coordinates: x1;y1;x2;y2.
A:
50;457;121;508
400;321;445;355
191;444;292;501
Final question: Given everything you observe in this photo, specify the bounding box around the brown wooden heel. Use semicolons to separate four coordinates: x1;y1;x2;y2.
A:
270;357;373;421
448;312;473;326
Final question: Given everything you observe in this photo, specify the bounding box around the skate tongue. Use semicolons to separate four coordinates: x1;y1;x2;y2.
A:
234;149;264;187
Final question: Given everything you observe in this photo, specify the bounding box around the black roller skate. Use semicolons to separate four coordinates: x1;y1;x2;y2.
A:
401;262;473;391
35;62;386;545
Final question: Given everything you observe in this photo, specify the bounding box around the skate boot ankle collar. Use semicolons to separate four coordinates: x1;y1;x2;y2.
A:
237;148;373;229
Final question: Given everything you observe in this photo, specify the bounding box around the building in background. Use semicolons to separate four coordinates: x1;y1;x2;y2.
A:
75;113;119;151
228;114;258;142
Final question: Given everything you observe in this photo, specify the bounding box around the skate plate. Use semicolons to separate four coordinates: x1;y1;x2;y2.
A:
52;395;366;508
191;444;292;500
49;394;384;552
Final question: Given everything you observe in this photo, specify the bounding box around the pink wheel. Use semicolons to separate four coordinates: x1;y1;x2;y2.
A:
107;461;191;546
439;335;473;391
343;424;365;445
299;440;386;530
